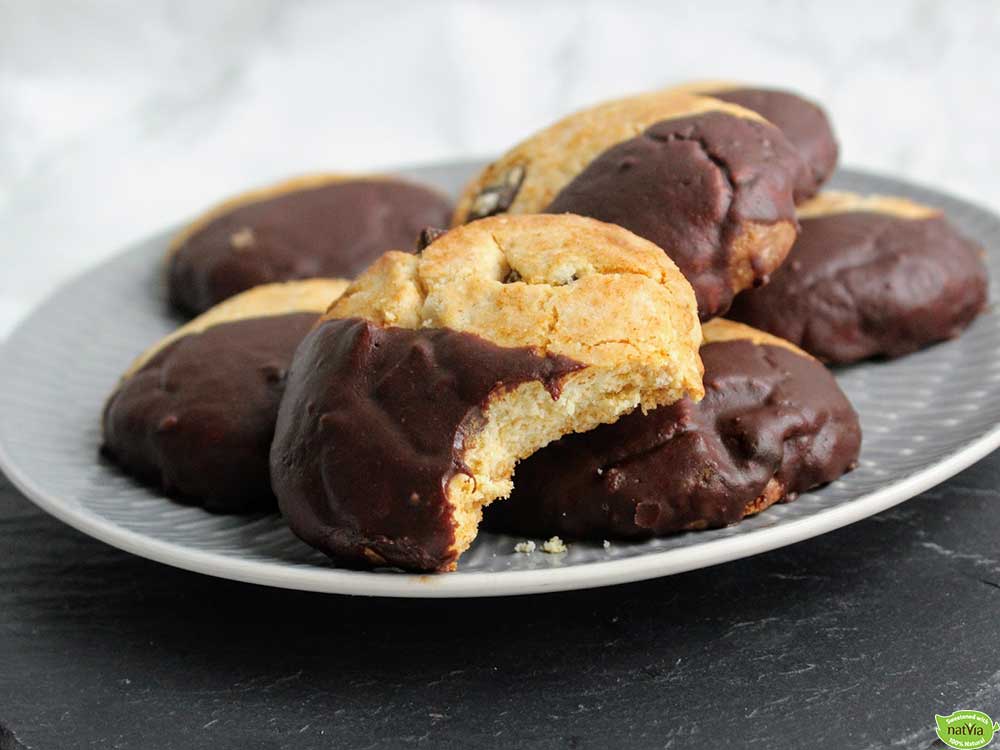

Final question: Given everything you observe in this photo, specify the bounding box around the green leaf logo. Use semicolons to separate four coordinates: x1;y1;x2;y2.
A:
935;710;998;749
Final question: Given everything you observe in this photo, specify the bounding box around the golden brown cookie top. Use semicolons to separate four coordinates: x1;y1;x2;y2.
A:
452;91;765;224
797;190;940;220
327;213;704;387
452;90;804;322
127;279;349;377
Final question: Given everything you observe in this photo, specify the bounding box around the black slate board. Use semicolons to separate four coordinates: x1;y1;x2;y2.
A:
1;459;998;750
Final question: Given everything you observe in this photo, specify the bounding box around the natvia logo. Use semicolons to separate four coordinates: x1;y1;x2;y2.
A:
935;710;1000;749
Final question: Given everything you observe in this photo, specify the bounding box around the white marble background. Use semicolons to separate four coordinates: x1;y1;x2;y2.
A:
1;0;998;338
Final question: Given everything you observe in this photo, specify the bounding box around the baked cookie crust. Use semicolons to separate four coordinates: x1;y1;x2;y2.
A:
270;214;705;571
453;90;803;320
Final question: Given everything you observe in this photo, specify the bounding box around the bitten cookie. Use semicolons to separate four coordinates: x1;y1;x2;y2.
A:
269;214;704;572
671;81;838;201
728;191;989;363
452;90;804;320
102;279;349;512
166;174;452;315
485;319;861;540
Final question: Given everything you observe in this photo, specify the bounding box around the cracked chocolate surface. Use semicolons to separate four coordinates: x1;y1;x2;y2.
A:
545;112;801;320
728;211;988;363
485;339;861;540
707;87;838;202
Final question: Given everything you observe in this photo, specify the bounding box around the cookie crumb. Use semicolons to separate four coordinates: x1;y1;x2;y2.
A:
603;540;611;549
542;536;567;554
230;227;256;250
514;540;536;554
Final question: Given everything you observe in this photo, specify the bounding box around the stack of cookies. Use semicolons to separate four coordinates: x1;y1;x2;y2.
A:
101;82;988;573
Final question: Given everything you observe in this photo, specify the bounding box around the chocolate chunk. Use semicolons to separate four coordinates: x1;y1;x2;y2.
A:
728;212;988;363
102;313;318;512
467;165;526;221
484;339;861;540
416;226;449;251
168;179;453;315
269;317;584;572
708;87;838;201
546;112;801;320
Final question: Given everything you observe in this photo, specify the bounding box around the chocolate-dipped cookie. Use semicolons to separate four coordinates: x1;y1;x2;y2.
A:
102;279;349;512
270;214;705;572
485;320;862;540
453;91;805;321
728;191;988;364
672;81;838;201
166;174;453;315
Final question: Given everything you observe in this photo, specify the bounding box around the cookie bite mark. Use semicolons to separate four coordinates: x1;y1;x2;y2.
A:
166;174;453;315
453;91;802;321
484;319;861;541
271;318;584;571
728;191;989;363
674;82;838;201
271;214;705;571
102;280;349;513
546;111;799;320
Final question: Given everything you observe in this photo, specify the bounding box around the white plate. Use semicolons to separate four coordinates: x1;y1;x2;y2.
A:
2;160;999;598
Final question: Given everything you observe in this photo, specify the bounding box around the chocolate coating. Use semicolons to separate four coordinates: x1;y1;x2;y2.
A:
708;87;838;201
485;339;861;540
102;313;318;512
546;112;802;320
269;317;584;572
728;211;989;363
168;179;453;315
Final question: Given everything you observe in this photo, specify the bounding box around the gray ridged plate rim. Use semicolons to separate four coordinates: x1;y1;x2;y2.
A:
1;160;998;597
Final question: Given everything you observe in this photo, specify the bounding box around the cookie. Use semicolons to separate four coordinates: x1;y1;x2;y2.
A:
452;90;804;321
484;319;861;540
269;214;704;572
672;81;838;201
166;174;453;315
728;191;989;363
102;279;349;512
